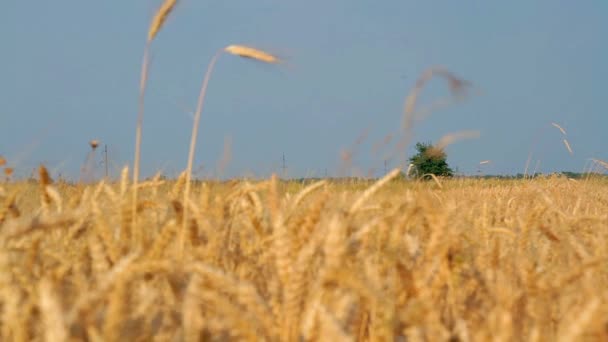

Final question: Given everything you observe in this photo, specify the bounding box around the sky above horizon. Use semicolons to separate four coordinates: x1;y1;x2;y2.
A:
2;1;607;180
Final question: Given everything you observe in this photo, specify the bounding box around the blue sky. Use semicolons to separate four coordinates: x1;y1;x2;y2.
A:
2;1;607;180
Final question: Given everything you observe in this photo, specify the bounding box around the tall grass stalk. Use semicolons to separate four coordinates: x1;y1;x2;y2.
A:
132;0;178;235
180;45;281;255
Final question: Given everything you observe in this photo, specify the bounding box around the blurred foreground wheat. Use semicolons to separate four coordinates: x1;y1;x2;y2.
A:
1;170;608;341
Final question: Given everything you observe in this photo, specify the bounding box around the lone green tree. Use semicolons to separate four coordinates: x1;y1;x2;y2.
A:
409;142;454;178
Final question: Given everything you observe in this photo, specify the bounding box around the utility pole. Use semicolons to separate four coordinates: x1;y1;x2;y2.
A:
384;159;388;176
281;153;287;178
104;145;109;179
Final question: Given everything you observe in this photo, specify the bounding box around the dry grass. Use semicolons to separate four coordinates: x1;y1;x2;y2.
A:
1;173;607;341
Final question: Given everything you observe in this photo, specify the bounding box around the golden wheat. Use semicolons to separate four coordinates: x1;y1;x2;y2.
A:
224;45;281;63
434;130;481;152
147;0;178;42
0;173;607;340
39;279;68;342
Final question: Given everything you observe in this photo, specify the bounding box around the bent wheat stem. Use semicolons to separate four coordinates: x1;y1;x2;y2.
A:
180;50;223;256
180;45;281;256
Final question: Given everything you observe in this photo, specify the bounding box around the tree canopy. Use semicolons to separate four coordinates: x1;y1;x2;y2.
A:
409;142;454;178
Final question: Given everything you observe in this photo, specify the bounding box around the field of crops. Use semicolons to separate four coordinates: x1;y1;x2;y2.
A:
1;169;607;341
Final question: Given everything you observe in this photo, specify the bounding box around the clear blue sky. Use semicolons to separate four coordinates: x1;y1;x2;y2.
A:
2;1;607;180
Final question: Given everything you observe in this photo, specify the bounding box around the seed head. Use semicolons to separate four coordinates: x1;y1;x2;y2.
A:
148;0;178;42
39;165;53;186
224;45;281;64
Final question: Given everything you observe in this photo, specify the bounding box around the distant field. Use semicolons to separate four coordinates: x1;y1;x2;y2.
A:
1;173;607;341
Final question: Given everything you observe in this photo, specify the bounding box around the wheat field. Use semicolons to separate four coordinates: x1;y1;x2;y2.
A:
2;2;606;341
0;169;607;341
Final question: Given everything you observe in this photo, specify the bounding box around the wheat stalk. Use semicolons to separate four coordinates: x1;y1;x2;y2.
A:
133;0;179;236
180;44;282;256
551;122;567;135
435;130;480;151
426;130;481;158
591;158;608;170
395;67;473;166
563;139;574;155
39;165;53;212
349;168;401;214
39;280;68;342
558;299;600;342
